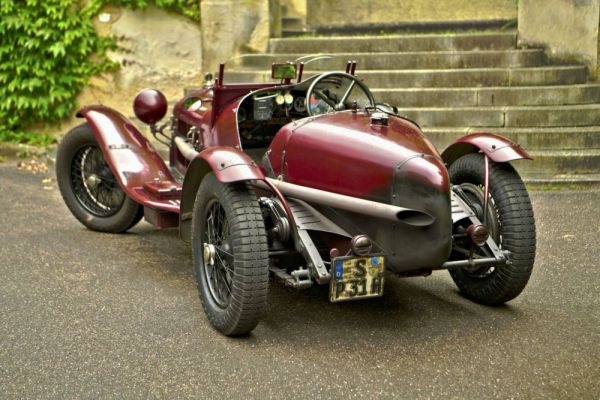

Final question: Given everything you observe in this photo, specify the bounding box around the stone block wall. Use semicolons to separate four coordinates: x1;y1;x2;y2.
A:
200;0;272;76
306;0;517;28
78;6;203;113
518;0;600;79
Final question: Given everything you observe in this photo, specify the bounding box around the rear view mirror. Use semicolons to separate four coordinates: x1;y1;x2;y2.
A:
272;63;297;79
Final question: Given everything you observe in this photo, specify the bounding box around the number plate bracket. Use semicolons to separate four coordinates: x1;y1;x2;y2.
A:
329;255;385;302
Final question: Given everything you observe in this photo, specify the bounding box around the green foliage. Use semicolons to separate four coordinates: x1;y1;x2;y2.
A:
0;0;199;145
0;130;56;146
97;0;200;22
0;0;115;143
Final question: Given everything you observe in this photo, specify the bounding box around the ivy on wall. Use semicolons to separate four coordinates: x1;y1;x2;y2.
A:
0;0;199;145
99;0;200;21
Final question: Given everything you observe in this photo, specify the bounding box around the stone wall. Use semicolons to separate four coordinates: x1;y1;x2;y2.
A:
70;0;600;127
78;5;203;114
200;0;272;76
281;0;306;17
518;0;600;79
306;0;517;28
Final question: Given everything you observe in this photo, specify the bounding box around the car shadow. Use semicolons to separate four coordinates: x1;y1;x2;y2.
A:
251;275;523;345
127;223;525;345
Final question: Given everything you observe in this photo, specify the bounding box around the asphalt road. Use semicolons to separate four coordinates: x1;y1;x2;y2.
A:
0;161;599;399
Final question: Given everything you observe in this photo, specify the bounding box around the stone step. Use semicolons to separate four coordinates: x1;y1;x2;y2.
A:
312;19;516;36
224;65;588;87
397;104;600;127
372;84;600;107
422;126;600;150
521;174;600;189
270;31;517;53
517;149;600;176
443;149;600;180
282;16;304;30
282;29;315;37
235;49;546;70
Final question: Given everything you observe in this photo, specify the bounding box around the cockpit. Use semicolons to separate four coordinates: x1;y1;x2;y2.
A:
235;69;375;149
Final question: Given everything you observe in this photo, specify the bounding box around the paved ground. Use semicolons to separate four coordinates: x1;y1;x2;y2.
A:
0;160;598;399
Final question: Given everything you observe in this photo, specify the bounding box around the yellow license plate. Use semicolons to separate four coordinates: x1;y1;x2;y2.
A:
329;256;385;302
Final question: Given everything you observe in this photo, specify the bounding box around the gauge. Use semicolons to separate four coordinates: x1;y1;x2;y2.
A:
253;97;273;120
284;93;293;105
309;95;333;114
294;96;306;112
275;94;285;105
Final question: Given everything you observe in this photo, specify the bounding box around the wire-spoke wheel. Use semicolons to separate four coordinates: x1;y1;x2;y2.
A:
448;153;536;306
56;123;143;233
454;182;501;278
192;173;269;336
203;200;234;308
71;145;125;217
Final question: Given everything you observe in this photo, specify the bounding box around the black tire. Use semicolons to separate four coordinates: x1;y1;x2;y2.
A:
191;173;269;336
56;123;143;233
448;153;536;305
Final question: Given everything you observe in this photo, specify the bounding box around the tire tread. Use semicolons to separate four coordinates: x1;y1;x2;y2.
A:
191;173;269;336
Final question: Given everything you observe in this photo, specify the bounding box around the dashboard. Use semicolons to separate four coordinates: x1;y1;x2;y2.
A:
236;87;311;148
239;90;307;123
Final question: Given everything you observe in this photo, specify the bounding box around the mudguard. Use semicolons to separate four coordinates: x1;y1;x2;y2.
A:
77;105;179;213
179;146;265;242
441;133;532;166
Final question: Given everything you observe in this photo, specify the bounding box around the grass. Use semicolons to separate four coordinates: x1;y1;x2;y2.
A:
528;183;595;191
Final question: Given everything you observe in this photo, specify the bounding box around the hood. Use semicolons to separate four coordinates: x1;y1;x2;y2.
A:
266;111;445;203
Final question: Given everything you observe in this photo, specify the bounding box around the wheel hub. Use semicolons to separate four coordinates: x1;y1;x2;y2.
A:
85;174;101;189
203;243;216;266
458;183;500;242
457;183;502;277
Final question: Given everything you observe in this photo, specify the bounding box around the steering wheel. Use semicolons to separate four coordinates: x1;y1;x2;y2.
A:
305;72;375;116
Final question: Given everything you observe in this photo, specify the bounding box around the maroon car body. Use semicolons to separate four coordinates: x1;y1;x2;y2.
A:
59;61;536;336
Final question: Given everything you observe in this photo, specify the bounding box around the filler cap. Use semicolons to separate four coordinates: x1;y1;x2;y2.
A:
370;112;388;126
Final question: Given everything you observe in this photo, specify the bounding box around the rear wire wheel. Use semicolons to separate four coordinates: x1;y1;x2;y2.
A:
192;173;269;336
448;153;536;305
56;123;143;233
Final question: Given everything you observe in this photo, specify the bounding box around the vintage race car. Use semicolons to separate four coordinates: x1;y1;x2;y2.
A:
56;61;536;336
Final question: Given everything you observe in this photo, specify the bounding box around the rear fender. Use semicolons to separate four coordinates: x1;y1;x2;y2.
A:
77;105;178;212
179;147;265;242
441;133;532;166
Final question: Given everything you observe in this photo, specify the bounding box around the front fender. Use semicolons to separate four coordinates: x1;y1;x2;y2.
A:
179;146;265;242
77;105;178;212
441;133;532;166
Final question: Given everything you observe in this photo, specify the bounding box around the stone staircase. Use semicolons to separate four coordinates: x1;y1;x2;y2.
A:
279;3;313;37
281;15;313;37
222;30;600;187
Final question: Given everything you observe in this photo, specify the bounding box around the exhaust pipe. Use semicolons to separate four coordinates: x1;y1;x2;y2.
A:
256;179;434;227
174;136;434;226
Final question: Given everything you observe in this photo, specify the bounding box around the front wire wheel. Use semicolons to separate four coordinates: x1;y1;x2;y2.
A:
203;200;233;309
192;173;269;336
449;153;536;305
